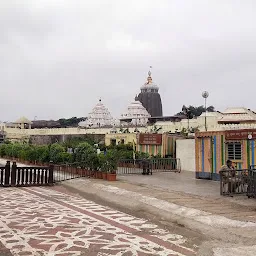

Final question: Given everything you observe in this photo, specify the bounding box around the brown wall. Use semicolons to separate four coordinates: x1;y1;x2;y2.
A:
29;134;105;145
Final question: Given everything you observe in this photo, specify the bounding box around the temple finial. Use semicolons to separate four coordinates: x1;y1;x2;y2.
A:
147;66;152;84
148;66;152;77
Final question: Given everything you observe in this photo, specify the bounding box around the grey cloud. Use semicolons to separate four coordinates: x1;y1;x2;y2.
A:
1;0;256;122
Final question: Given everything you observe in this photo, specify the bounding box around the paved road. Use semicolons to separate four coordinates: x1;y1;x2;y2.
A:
0;186;197;256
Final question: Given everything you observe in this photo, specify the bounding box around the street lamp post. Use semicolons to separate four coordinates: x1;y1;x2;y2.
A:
202;91;209;131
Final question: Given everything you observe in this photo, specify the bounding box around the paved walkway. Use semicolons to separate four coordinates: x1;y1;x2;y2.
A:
117;171;256;221
0;186;198;256
62;173;256;255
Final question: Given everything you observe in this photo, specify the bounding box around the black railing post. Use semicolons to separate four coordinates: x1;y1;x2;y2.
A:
48;161;54;185
220;171;223;195
4;161;11;187
11;162;17;186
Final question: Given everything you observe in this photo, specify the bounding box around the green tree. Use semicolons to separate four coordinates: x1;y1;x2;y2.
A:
176;105;215;118
58;117;86;128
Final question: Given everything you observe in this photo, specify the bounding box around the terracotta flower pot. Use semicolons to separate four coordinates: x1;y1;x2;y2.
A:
102;172;107;180
107;173;116;181
97;171;103;179
90;171;95;178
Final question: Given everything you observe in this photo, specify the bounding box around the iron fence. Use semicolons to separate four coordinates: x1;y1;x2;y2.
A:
117;158;181;175
53;163;88;182
247;169;256;198
220;169;254;197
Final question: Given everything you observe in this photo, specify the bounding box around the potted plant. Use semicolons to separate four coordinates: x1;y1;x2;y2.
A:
105;151;118;181
98;153;109;180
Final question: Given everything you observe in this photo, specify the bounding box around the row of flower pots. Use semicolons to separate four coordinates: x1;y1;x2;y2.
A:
2;157;117;181
78;169;116;181
94;171;116;181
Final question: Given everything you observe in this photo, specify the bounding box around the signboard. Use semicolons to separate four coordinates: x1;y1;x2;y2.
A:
138;134;162;145
225;129;256;140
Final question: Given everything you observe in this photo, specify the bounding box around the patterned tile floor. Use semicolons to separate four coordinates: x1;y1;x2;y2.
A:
0;186;198;256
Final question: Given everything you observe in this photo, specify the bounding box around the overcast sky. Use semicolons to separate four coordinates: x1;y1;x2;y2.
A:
1;0;256;122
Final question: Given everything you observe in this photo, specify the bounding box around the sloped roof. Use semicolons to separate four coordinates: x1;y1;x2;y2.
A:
15;117;32;124
218;107;256;122
223;107;249;114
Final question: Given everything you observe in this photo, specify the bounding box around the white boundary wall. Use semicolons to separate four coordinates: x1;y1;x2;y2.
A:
176;139;195;172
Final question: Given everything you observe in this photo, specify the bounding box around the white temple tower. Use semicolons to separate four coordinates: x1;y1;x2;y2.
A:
120;96;151;126
79;99;114;128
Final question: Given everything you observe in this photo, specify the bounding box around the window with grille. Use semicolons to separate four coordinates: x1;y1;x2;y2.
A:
227;142;242;160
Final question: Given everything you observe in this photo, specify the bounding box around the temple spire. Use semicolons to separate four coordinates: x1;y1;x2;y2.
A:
147;66;153;84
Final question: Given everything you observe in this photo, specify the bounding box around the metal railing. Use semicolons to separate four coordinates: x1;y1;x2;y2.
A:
247;169;256;198
53;163;88;182
220;169;256;198
117;158;181;175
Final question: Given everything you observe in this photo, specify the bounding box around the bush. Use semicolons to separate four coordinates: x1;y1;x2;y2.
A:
0;143;6;157
35;145;50;163
74;142;95;164
49;143;65;163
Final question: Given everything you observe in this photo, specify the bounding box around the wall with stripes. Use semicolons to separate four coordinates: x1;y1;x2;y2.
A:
195;131;256;180
137;134;182;157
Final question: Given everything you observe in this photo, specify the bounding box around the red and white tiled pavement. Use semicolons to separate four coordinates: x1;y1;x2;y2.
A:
0;186;197;256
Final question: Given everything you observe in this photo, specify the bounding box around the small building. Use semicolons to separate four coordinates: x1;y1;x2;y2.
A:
105;133;137;146
195;129;256;180
14;117;32;129
105;132;183;158
218;107;256;125
137;133;183;158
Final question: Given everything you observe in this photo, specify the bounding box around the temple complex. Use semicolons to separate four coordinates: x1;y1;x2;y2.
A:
120;96;151;127
78;99;114;128
138;69;163;117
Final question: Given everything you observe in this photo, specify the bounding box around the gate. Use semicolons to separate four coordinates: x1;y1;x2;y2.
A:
0;161;53;187
117;158;181;175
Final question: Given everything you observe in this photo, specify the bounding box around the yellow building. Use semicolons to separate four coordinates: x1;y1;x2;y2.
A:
105;133;137;146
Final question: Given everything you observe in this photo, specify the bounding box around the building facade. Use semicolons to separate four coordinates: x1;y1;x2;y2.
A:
195;129;256;180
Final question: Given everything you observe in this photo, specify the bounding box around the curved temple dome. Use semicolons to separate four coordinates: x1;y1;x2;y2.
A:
138;69;163;117
79;99;114;128
120;96;151;126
